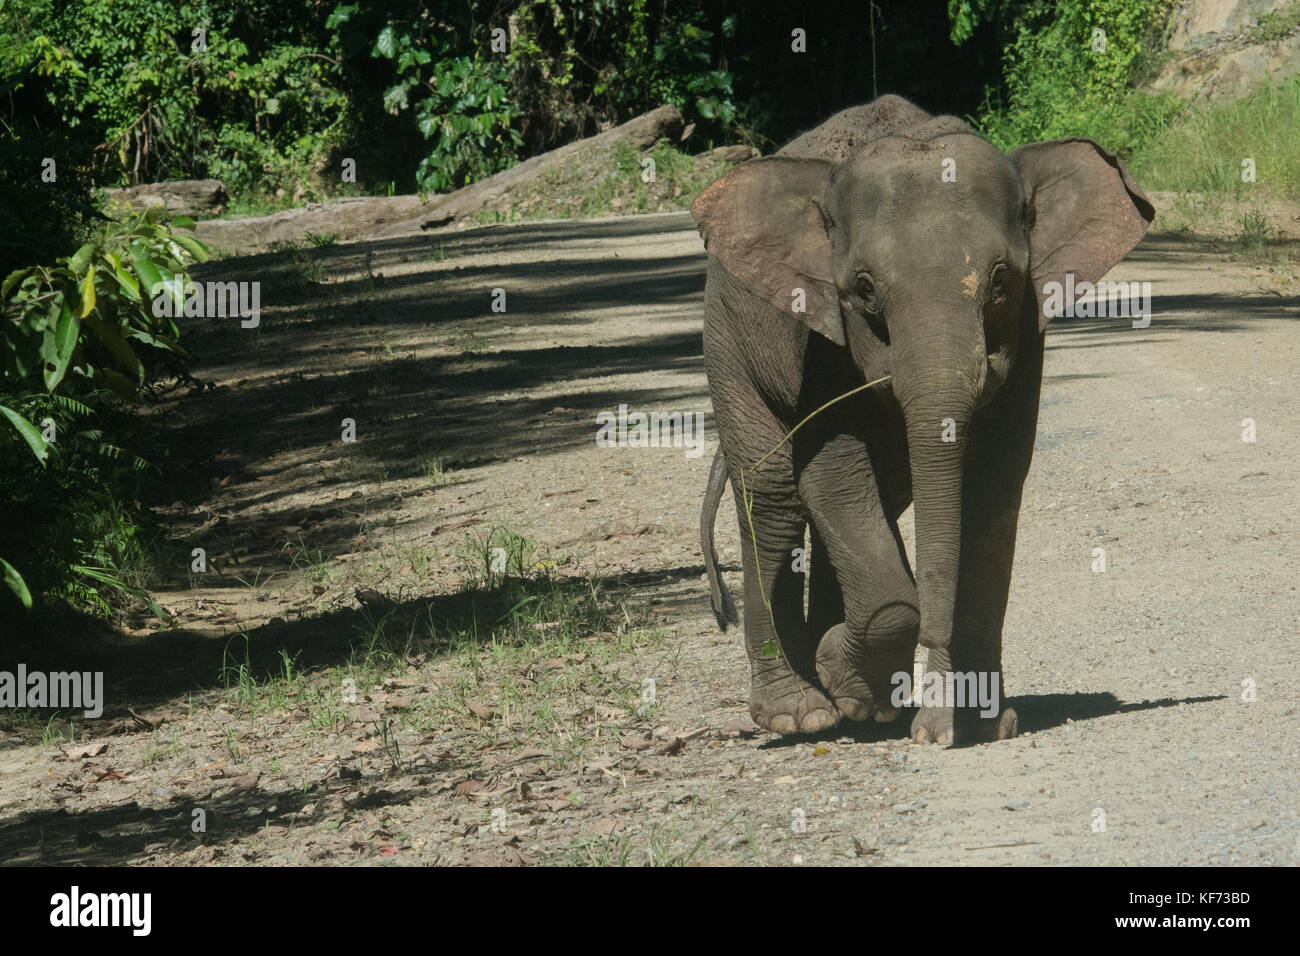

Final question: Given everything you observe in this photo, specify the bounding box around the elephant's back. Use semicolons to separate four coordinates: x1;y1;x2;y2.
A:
778;95;930;163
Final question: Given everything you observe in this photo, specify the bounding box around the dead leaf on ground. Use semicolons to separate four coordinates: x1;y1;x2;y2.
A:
466;700;494;721
720;717;755;736
454;779;484;798
61;742;108;760
655;737;686;756
582;754;620;774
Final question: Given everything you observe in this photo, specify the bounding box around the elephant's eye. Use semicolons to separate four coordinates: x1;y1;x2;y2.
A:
857;272;881;313
990;263;1009;305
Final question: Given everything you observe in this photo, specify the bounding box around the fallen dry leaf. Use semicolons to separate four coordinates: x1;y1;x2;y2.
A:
655;737;686;756
466;700;495;721
62;742;108;760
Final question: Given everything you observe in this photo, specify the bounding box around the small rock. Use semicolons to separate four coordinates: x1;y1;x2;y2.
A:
1004;799;1030;810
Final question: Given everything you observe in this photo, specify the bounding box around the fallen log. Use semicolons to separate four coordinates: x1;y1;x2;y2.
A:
408;104;686;231
192;105;687;253
104;179;229;217
193;195;424;253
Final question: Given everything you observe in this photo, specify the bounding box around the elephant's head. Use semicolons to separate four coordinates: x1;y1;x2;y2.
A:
693;114;1153;650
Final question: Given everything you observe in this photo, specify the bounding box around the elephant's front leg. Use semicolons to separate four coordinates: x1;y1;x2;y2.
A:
911;341;1043;745
907;499;1022;746
733;466;839;736
797;432;919;723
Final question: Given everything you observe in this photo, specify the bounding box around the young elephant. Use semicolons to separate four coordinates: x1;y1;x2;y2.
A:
696;95;1153;743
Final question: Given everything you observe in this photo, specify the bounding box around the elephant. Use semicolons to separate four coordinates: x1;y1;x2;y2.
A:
695;95;1153;743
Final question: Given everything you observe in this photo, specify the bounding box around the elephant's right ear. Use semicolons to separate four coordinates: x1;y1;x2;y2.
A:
692;157;843;345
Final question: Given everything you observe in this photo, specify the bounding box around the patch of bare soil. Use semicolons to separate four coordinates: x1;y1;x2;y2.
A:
1;212;1297;866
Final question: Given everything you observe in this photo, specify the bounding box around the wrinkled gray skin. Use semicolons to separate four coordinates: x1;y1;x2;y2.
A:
696;95;1153;743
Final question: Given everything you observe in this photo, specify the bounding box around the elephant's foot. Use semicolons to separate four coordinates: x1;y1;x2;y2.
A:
910;703;1018;745
814;623;908;723
749;664;839;735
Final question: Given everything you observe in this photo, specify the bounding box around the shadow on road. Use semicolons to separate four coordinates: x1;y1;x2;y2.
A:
757;690;1227;749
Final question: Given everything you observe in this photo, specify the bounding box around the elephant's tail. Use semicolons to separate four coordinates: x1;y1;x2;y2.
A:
702;446;739;631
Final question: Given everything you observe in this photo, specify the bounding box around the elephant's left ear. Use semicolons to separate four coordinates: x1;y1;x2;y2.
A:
1012;138;1155;332
691;157;843;345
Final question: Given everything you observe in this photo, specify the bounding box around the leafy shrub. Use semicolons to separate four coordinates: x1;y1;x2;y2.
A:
356;6;523;193
359;1;735;195
2;0;351;195
957;0;1179;153
1;206;205;613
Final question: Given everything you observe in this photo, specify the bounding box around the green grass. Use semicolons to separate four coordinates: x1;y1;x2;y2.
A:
422;456;452;487
264;238;333;296
207;526;660;773
1239;209;1273;253
1129;76;1300;203
1250;0;1300;43
282;536;335;587
0;405;173;625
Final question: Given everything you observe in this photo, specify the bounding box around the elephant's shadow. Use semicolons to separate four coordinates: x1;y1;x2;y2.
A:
756;691;1226;749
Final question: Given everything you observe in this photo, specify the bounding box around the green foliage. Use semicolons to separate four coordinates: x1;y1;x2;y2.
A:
1;0;350;196
358;1;735;195
360;6;523;193
1251;1;1300;43
1;0;742;204
972;0;1175;151
2;206;201;403
0;206;203;614
595;1;736;125
947;1;982;44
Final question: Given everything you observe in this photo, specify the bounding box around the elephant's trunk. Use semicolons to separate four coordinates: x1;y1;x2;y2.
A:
894;320;986;651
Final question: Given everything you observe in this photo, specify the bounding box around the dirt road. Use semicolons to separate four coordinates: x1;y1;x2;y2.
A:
1;212;1296;866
